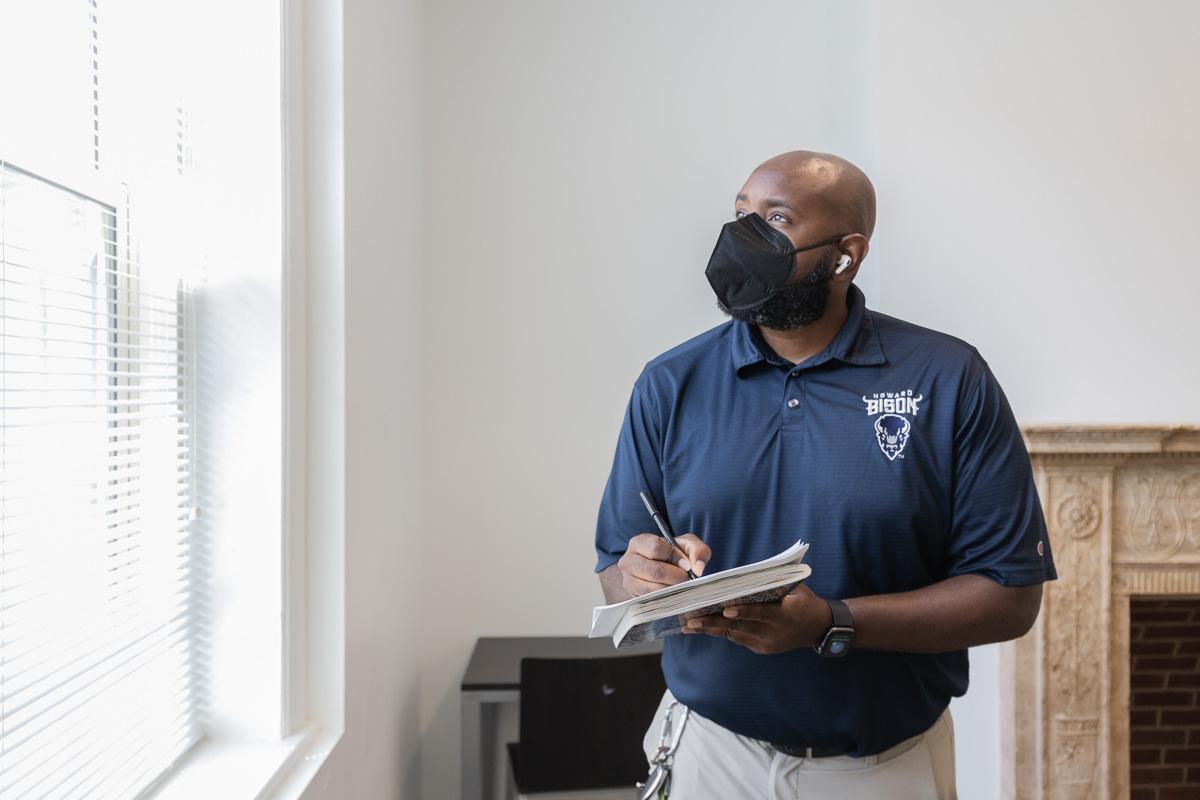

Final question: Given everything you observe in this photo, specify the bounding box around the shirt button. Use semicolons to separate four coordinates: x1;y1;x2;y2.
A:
790;371;800;377
787;398;800;409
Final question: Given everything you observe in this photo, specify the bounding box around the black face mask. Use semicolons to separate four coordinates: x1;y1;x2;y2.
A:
704;212;849;311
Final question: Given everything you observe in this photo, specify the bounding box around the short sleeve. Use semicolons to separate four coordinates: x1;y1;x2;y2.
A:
943;358;1057;586
594;370;664;573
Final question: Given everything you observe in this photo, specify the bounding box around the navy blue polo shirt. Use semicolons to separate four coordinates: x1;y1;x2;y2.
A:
593;283;1056;756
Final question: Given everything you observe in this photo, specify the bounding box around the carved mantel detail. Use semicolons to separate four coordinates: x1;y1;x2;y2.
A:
1001;426;1200;800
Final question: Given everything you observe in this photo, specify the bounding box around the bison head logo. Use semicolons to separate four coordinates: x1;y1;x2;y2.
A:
874;414;911;461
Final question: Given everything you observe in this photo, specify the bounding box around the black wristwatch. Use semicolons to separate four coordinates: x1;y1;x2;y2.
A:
814;599;855;657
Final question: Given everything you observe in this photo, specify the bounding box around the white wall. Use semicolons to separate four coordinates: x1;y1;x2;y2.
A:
877;0;1200;423
876;2;1200;794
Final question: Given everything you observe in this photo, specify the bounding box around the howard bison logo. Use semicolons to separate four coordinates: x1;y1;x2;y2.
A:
873;414;911;461
863;390;924;462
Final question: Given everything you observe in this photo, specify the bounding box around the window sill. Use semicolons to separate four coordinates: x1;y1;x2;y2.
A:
145;724;343;800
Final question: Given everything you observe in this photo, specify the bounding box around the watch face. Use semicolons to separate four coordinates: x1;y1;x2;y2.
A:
820;628;854;657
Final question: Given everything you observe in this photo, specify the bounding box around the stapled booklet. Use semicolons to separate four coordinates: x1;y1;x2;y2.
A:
589;540;811;648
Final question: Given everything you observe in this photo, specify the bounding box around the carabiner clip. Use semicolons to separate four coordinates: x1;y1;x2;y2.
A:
636;701;690;800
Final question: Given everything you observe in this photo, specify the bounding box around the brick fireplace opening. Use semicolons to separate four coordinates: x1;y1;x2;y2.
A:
1001;426;1200;799
1129;598;1200;799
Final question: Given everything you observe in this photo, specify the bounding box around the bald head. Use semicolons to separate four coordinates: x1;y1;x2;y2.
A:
742;150;876;239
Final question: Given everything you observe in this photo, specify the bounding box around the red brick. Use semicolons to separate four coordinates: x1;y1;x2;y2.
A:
1133;640;1179;657
1162;709;1200;725
1187;765;1200;781
1138;657;1199;672
1134;691;1196;708
1168;673;1200;689
1132;766;1185;783
1132;747;1163;765
1134;599;1173;610
1131;709;1159;727
1144;625;1200;640
1190;729;1200;745
1163;747;1200;765
1133;610;1194;624
1133;672;1169;689
1130;790;1155;800
1180;641;1200;654
1160;789;1200;800
1133;728;1188;746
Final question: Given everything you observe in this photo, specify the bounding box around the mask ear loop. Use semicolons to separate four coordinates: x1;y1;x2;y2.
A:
720;236;854;312
786;233;855;256
767;233;856;296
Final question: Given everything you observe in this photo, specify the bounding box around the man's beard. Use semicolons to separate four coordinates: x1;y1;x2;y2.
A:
717;249;835;330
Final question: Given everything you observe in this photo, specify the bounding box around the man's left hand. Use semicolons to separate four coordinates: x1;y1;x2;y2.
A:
681;583;833;654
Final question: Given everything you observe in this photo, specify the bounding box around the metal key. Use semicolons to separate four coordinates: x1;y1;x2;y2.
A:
636;763;669;800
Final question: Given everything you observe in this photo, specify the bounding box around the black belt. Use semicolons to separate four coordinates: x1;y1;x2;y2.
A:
768;743;847;759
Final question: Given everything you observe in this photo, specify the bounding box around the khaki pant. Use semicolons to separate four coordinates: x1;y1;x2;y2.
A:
642;689;957;799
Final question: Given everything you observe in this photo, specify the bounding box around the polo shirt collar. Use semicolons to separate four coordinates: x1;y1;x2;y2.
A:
730;282;886;374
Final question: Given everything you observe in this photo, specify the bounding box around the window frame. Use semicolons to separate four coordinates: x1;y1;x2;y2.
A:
117;0;345;795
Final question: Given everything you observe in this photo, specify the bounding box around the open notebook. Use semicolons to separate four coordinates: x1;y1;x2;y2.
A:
589;541;811;648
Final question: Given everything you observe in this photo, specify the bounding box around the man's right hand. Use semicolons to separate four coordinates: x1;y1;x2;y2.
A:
616;533;712;597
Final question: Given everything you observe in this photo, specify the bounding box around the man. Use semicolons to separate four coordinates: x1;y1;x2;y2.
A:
593;151;1056;798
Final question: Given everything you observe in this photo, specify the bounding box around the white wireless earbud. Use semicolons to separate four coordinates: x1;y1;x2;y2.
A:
835;255;852;275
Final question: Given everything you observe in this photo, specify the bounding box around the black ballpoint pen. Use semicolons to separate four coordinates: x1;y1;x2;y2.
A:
639;490;698;580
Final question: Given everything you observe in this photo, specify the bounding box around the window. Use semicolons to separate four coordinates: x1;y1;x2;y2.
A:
1;0;291;796
0;162;200;799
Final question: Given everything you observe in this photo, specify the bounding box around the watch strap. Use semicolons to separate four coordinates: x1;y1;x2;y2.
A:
827;598;853;630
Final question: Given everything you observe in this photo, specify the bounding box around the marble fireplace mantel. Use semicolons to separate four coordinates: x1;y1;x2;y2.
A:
1001;425;1200;799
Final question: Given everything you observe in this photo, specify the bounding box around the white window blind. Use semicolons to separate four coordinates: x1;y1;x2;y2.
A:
0;161;201;799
